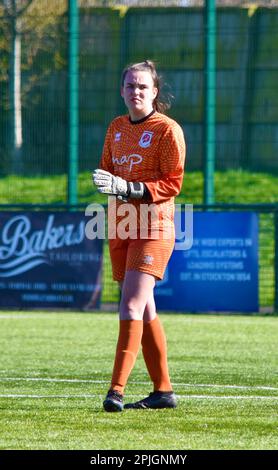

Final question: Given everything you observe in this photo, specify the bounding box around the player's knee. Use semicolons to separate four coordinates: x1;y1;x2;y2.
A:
120;298;145;320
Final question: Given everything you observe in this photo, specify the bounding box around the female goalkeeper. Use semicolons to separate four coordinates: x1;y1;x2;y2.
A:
93;60;186;411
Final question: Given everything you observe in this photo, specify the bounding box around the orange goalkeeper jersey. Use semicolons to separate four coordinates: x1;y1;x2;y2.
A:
100;111;186;235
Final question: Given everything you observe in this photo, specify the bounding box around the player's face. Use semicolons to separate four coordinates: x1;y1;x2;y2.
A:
121;70;158;120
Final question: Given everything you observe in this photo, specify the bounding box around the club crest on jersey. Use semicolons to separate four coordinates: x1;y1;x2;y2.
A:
114;132;121;142
139;131;153;148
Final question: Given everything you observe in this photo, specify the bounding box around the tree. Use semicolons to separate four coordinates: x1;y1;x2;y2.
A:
0;0;66;173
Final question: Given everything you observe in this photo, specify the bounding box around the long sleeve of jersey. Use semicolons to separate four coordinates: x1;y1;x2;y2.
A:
100;124;114;174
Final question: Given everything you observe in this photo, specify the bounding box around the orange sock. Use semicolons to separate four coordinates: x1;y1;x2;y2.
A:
111;319;143;395
141;315;173;392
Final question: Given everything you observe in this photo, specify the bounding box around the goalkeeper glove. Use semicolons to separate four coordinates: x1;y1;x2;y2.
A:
92;169;146;199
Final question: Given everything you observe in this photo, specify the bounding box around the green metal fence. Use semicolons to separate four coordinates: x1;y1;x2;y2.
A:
1;4;278;181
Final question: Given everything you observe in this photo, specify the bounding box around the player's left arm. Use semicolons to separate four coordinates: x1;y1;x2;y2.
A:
144;123;186;203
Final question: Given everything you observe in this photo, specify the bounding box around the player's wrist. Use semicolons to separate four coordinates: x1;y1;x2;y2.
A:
127;182;145;199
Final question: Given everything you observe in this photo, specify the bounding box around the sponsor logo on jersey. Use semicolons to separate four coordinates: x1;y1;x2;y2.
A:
139;131;153;148
112;153;143;171
114;132;121;142
143;255;154;265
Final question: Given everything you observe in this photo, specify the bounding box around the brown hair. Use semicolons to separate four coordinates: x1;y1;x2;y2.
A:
121;60;172;114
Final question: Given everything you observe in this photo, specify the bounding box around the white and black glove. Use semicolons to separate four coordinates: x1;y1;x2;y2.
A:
92;169;146;200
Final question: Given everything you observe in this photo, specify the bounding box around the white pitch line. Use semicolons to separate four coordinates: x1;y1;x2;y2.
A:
0;315;66;320
0;394;277;401
0;376;277;392
0;314;112;320
172;382;278;392
178;395;278;401
0;394;103;399
0;377;107;384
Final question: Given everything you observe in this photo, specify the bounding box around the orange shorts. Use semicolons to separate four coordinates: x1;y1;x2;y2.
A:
109;236;175;282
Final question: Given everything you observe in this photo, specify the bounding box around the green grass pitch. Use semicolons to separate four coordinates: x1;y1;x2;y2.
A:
0;311;277;450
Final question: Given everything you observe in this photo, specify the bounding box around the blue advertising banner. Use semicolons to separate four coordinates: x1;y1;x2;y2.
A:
154;212;259;312
0;212;103;309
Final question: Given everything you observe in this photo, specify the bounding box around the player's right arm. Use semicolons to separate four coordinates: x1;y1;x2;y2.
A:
94;122;149;200
99;124;114;174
